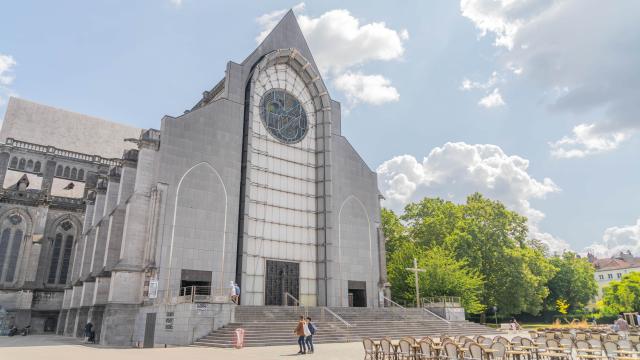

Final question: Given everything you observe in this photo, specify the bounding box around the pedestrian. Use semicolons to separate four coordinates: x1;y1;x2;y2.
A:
229;281;238;304
615;314;629;337
234;282;241;304
84;321;93;343
305;317;316;354
294;316;306;355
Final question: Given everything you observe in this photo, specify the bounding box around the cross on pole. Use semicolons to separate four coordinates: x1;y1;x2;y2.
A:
406;258;426;308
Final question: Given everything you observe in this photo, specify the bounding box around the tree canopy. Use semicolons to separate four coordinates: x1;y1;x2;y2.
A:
598;272;640;316
382;193;591;316
545;252;598;313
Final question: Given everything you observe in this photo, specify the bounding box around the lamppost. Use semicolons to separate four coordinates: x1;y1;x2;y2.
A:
493;306;498;327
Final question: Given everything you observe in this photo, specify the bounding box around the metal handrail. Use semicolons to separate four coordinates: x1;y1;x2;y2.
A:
383;296;406;309
322;307;353;328
283;292;307;317
422;306;451;324
422;296;461;305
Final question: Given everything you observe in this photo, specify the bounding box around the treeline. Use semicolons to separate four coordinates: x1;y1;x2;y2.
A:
383;193;598;318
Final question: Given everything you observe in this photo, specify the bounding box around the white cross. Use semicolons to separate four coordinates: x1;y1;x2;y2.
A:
406;258;426;308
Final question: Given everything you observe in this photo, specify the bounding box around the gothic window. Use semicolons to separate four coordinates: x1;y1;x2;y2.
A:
26;160;33;170
77;169;84;181
0;213;26;284
47;220;74;285
34;161;41;173
63;166;70;178
9;157;17;169
18;158;26;170
56;165;63;177
70;168;77;179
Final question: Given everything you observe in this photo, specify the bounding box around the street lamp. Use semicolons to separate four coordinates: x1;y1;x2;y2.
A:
493;306;498;328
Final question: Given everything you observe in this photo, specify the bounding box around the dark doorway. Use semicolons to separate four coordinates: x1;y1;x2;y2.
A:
348;280;367;307
143;313;156;348
44;317;57;332
180;269;212;296
265;260;299;305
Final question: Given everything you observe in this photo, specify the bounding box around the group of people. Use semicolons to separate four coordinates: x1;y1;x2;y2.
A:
294;316;316;355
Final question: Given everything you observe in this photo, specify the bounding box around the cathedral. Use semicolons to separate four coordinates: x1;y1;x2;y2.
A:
0;11;388;345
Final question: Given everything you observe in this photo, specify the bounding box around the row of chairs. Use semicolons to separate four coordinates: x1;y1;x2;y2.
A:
363;335;518;360
532;331;640;343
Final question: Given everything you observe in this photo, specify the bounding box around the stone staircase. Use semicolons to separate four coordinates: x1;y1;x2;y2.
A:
193;306;497;348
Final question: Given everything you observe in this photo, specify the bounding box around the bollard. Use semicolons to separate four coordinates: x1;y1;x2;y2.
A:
234;328;245;349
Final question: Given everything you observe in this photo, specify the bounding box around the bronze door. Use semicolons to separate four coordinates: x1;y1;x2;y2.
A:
265;260;299;305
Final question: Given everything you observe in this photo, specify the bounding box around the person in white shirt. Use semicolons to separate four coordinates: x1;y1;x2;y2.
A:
229;281;238;304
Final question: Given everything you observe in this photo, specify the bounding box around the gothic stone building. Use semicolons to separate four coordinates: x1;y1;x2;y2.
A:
0;11;388;345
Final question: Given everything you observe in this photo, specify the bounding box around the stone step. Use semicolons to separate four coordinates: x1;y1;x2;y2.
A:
195;305;496;348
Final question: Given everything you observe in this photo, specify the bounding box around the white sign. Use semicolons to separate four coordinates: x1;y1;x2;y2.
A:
148;279;158;299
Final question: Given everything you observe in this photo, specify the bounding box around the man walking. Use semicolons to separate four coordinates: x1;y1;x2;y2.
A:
294;316;306;354
305;317;316;354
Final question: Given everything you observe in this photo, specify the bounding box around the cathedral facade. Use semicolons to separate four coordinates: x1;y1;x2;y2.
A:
0;11;388;345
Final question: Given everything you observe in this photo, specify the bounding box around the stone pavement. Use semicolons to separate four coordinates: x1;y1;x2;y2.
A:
0;335;362;360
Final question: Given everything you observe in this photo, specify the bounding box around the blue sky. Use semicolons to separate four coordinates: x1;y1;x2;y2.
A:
1;0;639;255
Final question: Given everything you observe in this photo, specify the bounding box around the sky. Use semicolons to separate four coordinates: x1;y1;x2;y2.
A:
1;0;639;256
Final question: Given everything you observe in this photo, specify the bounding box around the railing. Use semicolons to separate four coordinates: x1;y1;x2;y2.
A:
155;286;230;304
383;296;406;309
4;138;121;166
322;307;353;328
422;296;461;306
283;292;307;317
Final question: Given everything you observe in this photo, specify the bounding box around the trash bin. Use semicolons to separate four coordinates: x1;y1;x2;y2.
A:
234;328;245;349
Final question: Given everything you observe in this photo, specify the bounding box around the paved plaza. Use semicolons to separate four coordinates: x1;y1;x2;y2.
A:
0;335;363;360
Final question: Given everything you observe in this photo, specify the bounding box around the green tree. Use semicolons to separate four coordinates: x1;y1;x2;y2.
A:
401;198;461;249
546;252;598;313
448;194;555;315
386;241;485;313
386;193;557;316
381;208;408;262
598;272;640;316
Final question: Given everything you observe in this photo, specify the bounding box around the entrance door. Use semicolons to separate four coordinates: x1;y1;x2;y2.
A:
348;280;367;307
265;260;299;305
143;313;156;348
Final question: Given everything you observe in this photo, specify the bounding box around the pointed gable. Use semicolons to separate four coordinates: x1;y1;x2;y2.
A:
242;10;321;76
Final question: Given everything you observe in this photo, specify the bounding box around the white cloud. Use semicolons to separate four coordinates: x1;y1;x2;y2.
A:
0;54;17;107
256;4;407;108
550;123;632;159
460;71;500;91
169;0;183;7
585;218;640;257
377;142;568;253
460;0;640;157
477;88;505;108
333;72;399;106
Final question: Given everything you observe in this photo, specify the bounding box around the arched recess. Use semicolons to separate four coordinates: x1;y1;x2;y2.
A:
45;214;81;285
338;195;373;307
167;162;228;295
0;208;33;285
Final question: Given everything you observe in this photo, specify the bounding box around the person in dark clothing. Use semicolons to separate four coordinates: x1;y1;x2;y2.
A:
294;316;306;354
305;317;315;354
84;322;93;342
88;330;96;344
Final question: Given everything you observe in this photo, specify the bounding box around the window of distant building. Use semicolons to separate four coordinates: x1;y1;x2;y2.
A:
599;275;604;280
617;273;622;278
47;220;75;285
608;273;613;279
0;213;27;284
